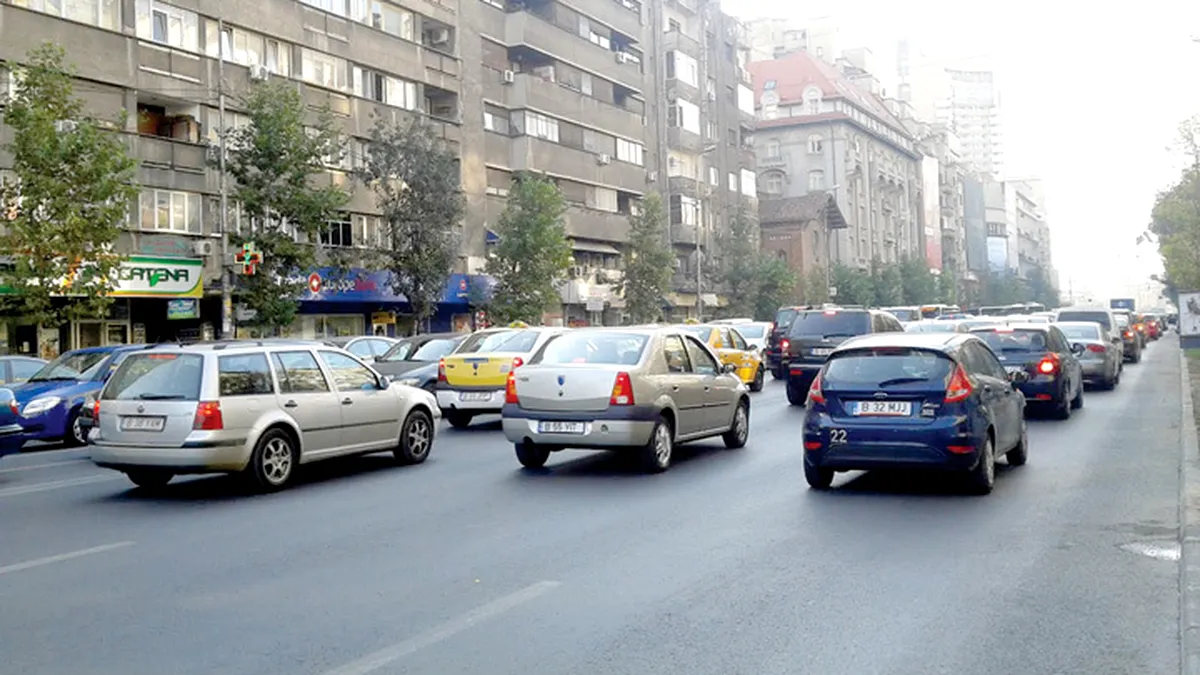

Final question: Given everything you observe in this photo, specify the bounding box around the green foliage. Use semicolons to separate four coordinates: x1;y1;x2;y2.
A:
754;254;797;321
871;258;903;306
938;267;959;304
830;263;876;306
222;80;350;332
359;115;463;334
716;207;761;317
622;192;672;323
486;173;572;323
0;44;139;325
1150;166;1200;292
897;257;937;305
803;266;829;305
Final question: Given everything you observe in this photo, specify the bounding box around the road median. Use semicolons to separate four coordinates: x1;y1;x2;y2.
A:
1180;348;1200;674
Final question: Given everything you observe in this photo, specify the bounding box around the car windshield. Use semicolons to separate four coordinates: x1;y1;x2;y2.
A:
535;332;647;365
824;348;953;387
973;328;1049;352
27;351;108;382
788;311;871;338
1057;311;1111;329
905;321;958;333
410;338;461;361
458;330;540;354
1059;324;1101;340
737;324;767;339
682;326;714;342
103;353;204;401
889;309;920;322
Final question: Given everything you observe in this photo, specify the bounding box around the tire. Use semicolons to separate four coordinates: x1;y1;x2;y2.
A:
722;400;749;449
1070;380;1084;409
514;440;550;469
394;409;433;465
1006;421;1028;467
639;417;673;473
125;469;173;489
749;366;765;392
771;367;784;380
245;428;297;492
966;435;996;495
804;456;834;490
1132;349;1141;364
64;410;87;447
786;382;806;406
445;411;473;429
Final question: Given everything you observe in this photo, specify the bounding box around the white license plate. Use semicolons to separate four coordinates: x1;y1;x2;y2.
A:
1004;366;1024;374
811;348;833;356
460;392;492;402
538;421;585;434
850;401;912;416
120;416;165;432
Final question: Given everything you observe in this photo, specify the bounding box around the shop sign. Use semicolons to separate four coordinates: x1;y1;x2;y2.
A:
167;298;200;320
291;268;493;305
0;256;203;298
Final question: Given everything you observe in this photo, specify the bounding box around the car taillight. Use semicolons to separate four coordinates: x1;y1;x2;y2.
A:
807;372;826;405
192;401;223;430
1086;344;1106;353
1037;354;1060;374
437;358;447;383
781;339;790;351
944;363;972;402
511;356;524;369
609;371;634;406
1124;331;1133;339
1136;323;1145;332
92;398;100;421
505;371;519;404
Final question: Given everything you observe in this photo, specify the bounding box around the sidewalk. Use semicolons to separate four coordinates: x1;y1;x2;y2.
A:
1180;347;1200;674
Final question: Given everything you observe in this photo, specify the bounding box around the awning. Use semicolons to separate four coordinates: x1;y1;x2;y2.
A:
701;293;719;307
571;240;621;255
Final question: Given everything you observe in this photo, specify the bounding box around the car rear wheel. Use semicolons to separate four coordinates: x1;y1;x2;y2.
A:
246;429;297;492
771;367;784;380
65;410;87;447
394;409;433;465
125;469;173;490
639;417;673;473
445;411;473;429
514;441;550;469
1006;422;1028;466
750;366;765;392
786;381;806;406
803;457;833;490
722;401;749;449
1070;382;1084;409
966;436;996;495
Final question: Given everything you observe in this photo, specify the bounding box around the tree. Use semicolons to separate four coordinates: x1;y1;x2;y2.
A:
754;255;797;321
716;207;760;317
871;259;903;306
0;44;139;326
938;266;959;304
1150;166;1200;291
622;192;672;323
222;80;349;333
831;263;875;306
359;116;463;334
803;266;829;305
898;257;937;305
1027;266;1060;308
485;173;571;323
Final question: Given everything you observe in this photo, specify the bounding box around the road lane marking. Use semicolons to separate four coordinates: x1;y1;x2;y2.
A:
0;459;88;474
320;580;562;675
0;474;118;498
0;541;134;576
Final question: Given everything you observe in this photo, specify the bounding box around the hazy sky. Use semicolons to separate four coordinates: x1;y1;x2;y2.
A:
728;0;1200;299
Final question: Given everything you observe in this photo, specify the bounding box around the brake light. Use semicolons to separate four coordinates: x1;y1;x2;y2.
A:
192;401;223;430
944;363;972;402
807;372;826;405
437;358;447;383
1037;354;1060;374
1086;344;1106;353
823;309;838;315
1136;323;1145;332
609;371;635;406
505;371;519;404
1124;331;1133;339
781;339;790;351
92;398;100;421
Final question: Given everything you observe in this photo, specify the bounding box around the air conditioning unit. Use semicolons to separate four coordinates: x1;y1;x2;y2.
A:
646;170;658;182
192;239;216;256
429;28;450;45
614;51;629;64
205;142;222;164
502;69;515;84
54;120;78;133
596;153;611;165
249;64;271;81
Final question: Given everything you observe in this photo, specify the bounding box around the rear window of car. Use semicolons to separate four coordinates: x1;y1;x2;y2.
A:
889;309;920;322
905;321;957;333
682;326;714;342
788;311;871;338
774;308;799;328
103;353;204;401
737;324;767;339
1058;324;1100;340
535;332;647;366
971;328;1049;353
824;348;953;386
1056;311;1110;329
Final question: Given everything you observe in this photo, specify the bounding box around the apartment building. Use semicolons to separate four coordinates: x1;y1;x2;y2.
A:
659;0;756;317
748;48;921;287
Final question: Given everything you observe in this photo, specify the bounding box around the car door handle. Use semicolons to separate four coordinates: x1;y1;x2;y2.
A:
342;397;353;405
284;400;298;408
671;385;680;392
704;386;711;392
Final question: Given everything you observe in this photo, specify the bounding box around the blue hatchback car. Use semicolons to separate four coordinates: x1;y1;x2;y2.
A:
12;345;147;448
801;332;1029;495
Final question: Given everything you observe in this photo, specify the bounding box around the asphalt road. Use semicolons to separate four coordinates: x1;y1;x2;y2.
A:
0;336;1184;675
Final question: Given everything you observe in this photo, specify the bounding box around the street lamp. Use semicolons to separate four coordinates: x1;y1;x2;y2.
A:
695;144;719;321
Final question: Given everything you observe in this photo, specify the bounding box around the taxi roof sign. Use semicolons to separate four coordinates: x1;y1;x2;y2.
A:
507;320;529;328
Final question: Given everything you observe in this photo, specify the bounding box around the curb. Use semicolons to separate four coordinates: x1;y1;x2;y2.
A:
1180;348;1200;675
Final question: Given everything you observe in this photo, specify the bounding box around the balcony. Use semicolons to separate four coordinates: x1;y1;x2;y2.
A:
127;135;209;193
670;223;701;245
667;127;705;153
665;78;701;105
504;11;643;92
663;30;702;59
508;136;646;192
667;175;703;197
138;42;204;83
670;272;698;292
588;0;644;43
564;206;631;243
757;154;787;170
500;72;644;139
0;6;136;87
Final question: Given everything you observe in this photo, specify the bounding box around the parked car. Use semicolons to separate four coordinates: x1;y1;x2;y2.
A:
800;332;1028;494
1055;321;1122;389
89;341;438;491
323;335;399;361
502;327;749;473
969;324;1084;419
0;388;23;460
373;333;465;385
12;345;148;447
784;308;904;406
0;356;48;386
677;323;765;391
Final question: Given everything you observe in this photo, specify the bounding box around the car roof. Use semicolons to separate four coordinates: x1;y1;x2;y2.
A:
1057;307;1112;313
970;322;1051;332
833;331;971;353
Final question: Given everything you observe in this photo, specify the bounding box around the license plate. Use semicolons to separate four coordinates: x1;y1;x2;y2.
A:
811;348;832;356
120;416;165;432
850;401;912;416
538;421;585;434
1004;366;1023;374
460;392;492;402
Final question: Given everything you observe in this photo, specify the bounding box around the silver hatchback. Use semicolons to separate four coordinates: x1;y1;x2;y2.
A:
89;341;439;491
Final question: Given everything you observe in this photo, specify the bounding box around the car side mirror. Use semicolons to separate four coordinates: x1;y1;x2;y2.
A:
1071;342;1085;355
378;375;391;390
722;362;737;374
1008;370;1030;383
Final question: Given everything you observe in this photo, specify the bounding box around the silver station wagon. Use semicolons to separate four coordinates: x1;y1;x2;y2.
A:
89;341;439;491
502;327;751;473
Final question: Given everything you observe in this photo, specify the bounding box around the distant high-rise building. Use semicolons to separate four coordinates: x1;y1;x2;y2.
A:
743;15;838;63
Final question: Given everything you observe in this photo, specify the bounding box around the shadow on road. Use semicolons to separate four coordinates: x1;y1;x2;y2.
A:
510;442;743;481
817;463;1021;498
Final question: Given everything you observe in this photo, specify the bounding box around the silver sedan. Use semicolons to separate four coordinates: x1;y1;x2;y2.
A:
501;327;751;473
1056;321;1123;389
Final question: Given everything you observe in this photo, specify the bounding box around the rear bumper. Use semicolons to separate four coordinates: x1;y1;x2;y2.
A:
436;388;505;413
501;404;658;448
1015;378;1065;404
1080;361;1109;379
90;438;250;473
803;414;985;471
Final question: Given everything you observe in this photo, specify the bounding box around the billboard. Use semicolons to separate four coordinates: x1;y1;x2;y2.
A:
1181;291;1200;337
922;156;941;271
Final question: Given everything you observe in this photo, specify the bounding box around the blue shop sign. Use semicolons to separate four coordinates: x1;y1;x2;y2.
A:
296;269;493;304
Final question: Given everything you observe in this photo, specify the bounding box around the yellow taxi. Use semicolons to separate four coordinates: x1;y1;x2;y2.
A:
436;324;566;428
676;322;765;391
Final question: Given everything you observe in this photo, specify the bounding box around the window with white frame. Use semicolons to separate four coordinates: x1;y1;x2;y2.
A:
139;189;202;234
808;170;825;190
136;0;199;51
524;112;559;142
708;166;718;186
764;172;783;194
352;66;417;110
668;99;700;134
301;48;349;91
740;169;756;197
321;218;354;247
14;0;120;31
765;140;781;159
588;186;618;213
616;138;644;166
808;135;824;153
364;1;414;40
483;108;509;134
666;51;698;87
728;172;737;191
302;0;349;15
672;195;700;226
353;213;389;249
736;84;754;115
204;22;291;76
667;152;696;178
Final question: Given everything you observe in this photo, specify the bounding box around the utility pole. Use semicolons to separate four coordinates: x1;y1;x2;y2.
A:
695;0;710;322
217;20;232;340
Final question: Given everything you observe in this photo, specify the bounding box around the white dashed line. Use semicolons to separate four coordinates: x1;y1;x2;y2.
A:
0;541;135;576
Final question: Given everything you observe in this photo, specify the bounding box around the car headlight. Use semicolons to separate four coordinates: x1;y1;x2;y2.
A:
398;378;420;387
22;396;62;417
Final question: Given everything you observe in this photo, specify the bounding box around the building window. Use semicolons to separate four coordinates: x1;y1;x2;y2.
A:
666;51;698;87
765;140;781;159
808;135;823;153
302;0;348;13
740;169;756;197
670;195;700;226
483;107;509;134
616;138;644;166
589;186;618;213
580;72;593;96
736;84;754;115
353;214;388;249
13;0;120;31
321;218;354;247
666;18;680;32
764;172;783;194
352;66;417;110
524;112;559;142
764;79;776;90
204;22;291;76
667;99;700;135
139;189;201;234
708;166;718;186
301;48;349;91
808;170;825;190
728;172;737;192
136;0;199;51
